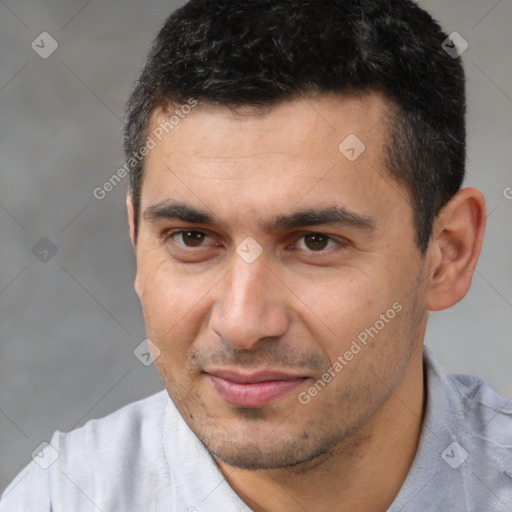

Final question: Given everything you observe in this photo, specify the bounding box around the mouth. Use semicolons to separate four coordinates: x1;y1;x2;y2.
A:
204;369;309;408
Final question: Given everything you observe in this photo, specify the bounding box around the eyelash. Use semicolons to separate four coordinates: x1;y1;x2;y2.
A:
162;229;344;254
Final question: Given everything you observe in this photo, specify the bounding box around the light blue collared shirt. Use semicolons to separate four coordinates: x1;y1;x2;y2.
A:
1;346;511;511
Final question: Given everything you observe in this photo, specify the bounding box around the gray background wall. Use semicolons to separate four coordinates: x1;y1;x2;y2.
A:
1;0;511;492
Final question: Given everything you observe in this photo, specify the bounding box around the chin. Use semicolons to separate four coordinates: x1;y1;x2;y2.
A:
196;427;340;471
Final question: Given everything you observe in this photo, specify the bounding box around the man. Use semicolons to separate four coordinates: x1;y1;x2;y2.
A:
1;0;511;510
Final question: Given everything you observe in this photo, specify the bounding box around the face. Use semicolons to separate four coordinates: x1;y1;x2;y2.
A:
131;92;429;470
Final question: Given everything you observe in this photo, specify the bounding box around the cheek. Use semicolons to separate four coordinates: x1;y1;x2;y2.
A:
137;258;198;351
293;269;382;350
293;262;414;375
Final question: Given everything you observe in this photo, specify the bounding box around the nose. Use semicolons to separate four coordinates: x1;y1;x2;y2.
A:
208;251;290;351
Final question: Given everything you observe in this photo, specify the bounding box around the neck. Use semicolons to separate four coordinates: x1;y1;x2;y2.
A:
215;342;426;512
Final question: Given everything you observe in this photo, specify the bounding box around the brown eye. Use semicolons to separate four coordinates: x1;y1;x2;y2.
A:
173;230;207;247
301;233;332;251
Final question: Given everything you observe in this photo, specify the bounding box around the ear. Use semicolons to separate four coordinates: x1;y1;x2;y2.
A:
126;193;136;248
126;193;142;297
424;187;486;311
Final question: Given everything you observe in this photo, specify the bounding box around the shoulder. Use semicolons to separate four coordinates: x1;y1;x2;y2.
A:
0;390;171;511
390;348;512;511
54;389;169;456
447;369;512;433
448;371;512;472
425;347;512;432
52;389;171;488
425;347;512;479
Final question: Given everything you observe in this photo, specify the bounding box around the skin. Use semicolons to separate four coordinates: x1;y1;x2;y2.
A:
127;92;486;512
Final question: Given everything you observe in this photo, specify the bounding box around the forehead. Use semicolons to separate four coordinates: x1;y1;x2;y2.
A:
147;91;392;164
139;92;409;235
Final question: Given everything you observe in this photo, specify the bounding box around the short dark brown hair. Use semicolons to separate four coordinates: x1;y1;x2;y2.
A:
124;0;466;252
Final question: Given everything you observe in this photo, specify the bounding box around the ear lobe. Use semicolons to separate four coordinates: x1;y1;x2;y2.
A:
424;187;486;311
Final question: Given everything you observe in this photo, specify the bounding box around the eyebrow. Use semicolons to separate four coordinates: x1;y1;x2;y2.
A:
143;201;375;232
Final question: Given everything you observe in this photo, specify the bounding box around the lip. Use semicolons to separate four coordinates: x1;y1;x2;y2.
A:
204;369;308;408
